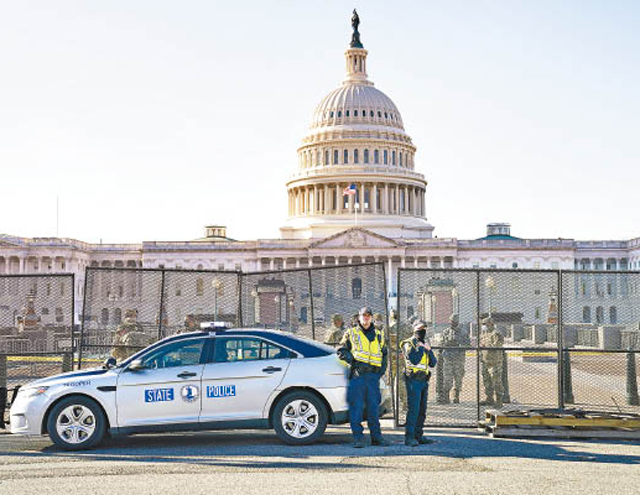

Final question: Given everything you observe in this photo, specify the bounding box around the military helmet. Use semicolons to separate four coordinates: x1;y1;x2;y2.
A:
412;319;428;332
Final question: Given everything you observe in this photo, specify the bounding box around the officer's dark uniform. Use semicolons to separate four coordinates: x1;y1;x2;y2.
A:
401;320;437;446
337;307;389;448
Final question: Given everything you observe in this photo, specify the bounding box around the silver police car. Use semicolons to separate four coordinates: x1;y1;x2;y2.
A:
10;328;391;450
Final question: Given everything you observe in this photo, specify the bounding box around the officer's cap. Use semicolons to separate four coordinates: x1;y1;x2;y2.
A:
358;306;373;316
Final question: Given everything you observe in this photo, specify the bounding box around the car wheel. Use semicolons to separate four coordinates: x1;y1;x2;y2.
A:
273;390;328;445
46;396;106;450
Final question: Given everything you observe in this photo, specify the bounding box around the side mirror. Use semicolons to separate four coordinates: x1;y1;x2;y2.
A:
128;359;145;371
103;356;117;369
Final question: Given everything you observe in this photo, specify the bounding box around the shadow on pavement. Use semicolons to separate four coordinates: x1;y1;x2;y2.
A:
2;426;640;468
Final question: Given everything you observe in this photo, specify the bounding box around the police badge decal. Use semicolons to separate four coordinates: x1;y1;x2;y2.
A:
181;385;199;403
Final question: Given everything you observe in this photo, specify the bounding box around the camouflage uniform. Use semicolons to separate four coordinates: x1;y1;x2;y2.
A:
441;315;469;403
323;314;345;347
111;310;148;362
479;318;504;406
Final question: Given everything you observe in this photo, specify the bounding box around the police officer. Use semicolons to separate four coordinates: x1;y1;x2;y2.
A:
401;319;437;446
442;314;469;404
337;306;391;448
479;317;504;407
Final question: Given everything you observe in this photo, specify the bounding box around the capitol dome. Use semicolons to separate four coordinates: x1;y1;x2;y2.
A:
280;15;434;240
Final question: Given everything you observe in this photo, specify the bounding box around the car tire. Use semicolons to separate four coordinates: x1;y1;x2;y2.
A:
273;390;328;445
46;396;106;450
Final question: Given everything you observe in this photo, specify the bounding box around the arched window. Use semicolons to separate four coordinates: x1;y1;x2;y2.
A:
325;150;329;165
354;110;358;117
338;110;342;118
399;152;403;166
196;278;204;297
346;110;350;117
392;150;396;165
596;306;604;324
101;308;109;325
374;149;379;164
114;308;122;324
370;110;374;117
354;149;359;164
364;149;369;163
383;150;388;164
352;278;362;299
582;307;591;323
333;149;339;164
342;150;348;163
609;306;617;324
377;111;382;118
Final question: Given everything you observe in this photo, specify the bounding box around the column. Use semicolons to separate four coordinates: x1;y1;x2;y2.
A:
269;259;274;271
335;257;340;266
283;259;287;269
348;257;353;265
387;257;393;296
313;185;318;214
401;257;406;268
296;258;301;269
348;187;354;213
337;183;343;214
395;185;400;214
403;186;408;214
257;259;262;271
324;185;330;214
372;184;378;214
321;257;326;266
414;257;418;268
384;183;389;214
308;257;313;268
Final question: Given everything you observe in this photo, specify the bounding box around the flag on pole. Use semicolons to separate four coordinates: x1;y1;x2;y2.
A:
343;184;357;196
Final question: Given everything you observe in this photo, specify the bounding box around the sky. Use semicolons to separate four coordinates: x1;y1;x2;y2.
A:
1;1;639;243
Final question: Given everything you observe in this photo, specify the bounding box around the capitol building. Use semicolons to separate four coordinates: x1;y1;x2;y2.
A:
2;17;640;324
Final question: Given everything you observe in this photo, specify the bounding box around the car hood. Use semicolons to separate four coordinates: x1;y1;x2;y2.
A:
24;368;115;388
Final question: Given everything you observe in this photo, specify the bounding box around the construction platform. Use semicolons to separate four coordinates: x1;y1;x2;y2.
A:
480;407;640;439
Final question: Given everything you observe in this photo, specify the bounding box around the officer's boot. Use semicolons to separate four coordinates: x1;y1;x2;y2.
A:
453;389;460;404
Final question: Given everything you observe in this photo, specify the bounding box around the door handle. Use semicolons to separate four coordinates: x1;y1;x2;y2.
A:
177;371;197;379
262;366;282;374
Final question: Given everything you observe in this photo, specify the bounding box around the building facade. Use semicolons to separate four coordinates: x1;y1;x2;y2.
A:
2;20;640;327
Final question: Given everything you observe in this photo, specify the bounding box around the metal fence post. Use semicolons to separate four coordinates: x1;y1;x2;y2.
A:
626;349;639;406
382;262;398;426
307;269;315;341
0;354;6;390
476;270;481;423
557;270;564;410
78;267;90;369
237;272;243;327
158;270;166;340
70;273;75;371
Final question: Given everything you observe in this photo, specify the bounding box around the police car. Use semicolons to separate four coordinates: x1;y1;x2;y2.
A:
10;325;391;450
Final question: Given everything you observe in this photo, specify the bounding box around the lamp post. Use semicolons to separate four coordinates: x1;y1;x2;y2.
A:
212;278;222;321
485;276;495;317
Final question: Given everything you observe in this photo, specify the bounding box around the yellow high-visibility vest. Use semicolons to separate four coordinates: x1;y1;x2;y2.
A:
346;326;385;367
401;337;430;374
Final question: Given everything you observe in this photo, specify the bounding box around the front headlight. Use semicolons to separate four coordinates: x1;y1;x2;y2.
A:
21;386;49;398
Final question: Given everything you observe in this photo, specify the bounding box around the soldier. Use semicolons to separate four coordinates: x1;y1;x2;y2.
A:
323;314;345;347
479;317;504;407
441;314;469;404
111;309;148;362
180;314;198;334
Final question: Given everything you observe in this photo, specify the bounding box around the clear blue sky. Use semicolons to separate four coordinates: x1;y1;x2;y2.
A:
1;1;638;243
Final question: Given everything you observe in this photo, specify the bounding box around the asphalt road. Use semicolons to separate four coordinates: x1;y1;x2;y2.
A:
1;423;639;495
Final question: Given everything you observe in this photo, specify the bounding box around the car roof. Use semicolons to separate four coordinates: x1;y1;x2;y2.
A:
123;328;335;365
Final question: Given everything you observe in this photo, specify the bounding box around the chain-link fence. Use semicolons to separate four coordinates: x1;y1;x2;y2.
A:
79;268;241;367
0;274;75;424
397;269;640;426
80;263;389;367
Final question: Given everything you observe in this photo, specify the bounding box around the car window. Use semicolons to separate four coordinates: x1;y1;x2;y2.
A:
210;337;291;363
140;338;206;369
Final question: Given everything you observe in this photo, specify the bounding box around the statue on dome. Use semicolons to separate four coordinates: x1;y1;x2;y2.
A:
350;9;363;48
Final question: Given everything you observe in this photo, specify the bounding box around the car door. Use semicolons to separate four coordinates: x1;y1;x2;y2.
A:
199;336;293;422
116;337;207;427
